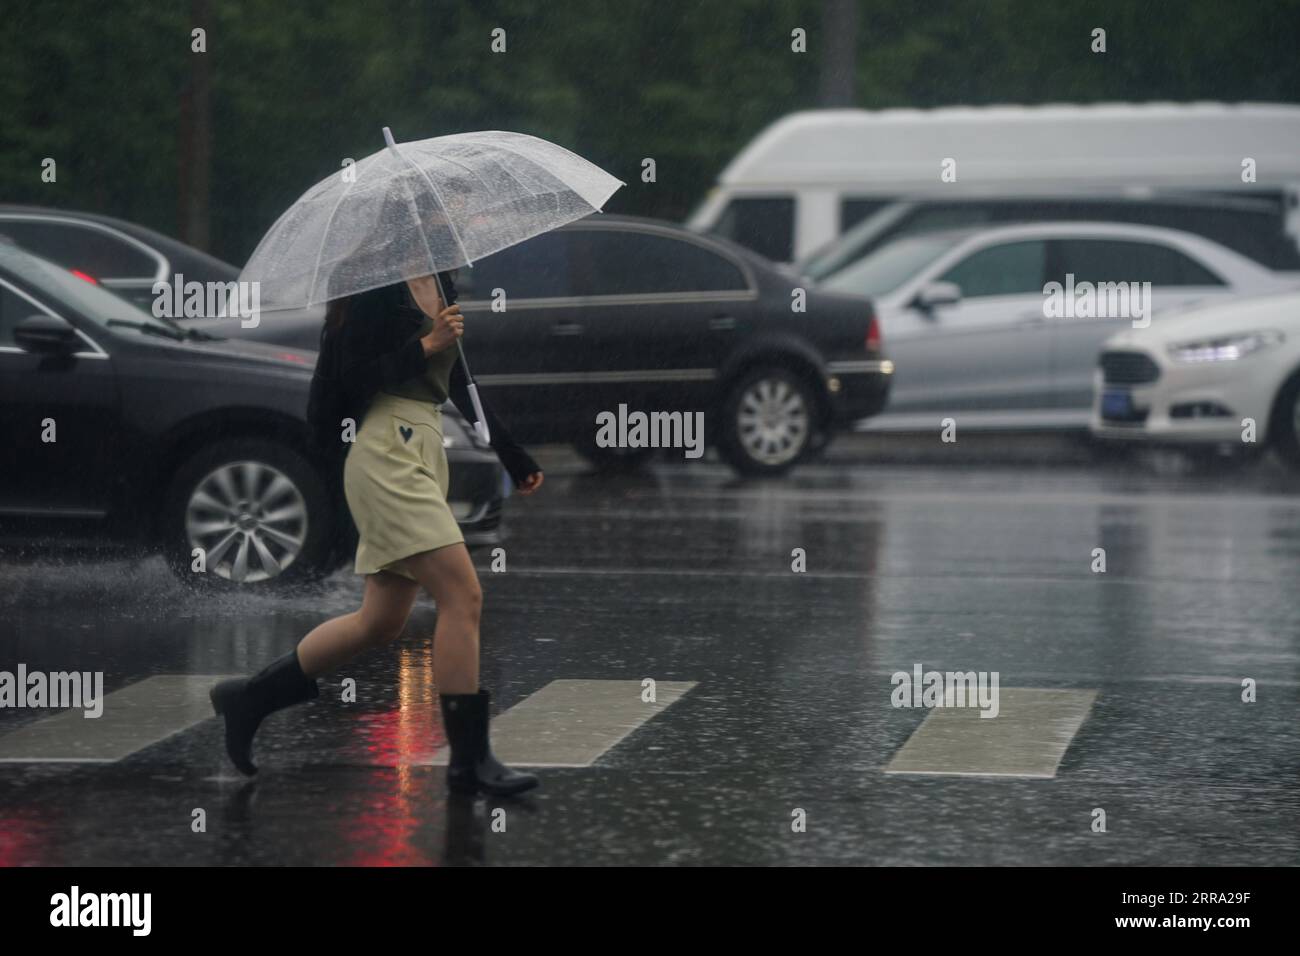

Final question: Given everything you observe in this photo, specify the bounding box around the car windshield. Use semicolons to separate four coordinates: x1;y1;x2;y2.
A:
0;237;185;338
820;234;962;298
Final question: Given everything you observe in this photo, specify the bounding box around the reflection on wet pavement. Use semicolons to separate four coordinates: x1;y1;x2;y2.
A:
1;453;1297;864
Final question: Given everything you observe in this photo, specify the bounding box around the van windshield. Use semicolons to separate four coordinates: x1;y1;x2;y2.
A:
801;204;911;280
821;234;962;298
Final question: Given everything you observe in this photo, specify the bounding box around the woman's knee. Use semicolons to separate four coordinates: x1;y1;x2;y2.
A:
439;580;482;626
357;610;407;648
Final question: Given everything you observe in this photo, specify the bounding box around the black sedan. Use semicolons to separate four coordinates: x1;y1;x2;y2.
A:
192;216;892;475
0;239;503;588
0;203;242;309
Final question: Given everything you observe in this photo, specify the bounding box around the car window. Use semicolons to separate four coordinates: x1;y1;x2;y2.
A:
0;240;178;337
710;197;794;262
1054;239;1225;286
568;230;747;296
821;233;964;298
0;283;35;346
0;219;158;279
938;241;1048;298
457;231;571;301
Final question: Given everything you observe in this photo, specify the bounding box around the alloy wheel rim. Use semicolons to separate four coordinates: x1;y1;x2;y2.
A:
737;378;809;466
184;460;308;583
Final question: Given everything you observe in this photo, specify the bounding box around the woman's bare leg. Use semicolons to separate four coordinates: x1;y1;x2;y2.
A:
295;570;421;677
402;543;482;694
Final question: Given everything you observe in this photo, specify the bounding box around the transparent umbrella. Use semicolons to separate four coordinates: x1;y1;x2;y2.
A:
239;127;624;439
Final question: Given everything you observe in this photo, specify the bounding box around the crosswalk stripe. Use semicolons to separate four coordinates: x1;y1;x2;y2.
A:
426;679;697;768
0;675;232;763
884;688;1097;778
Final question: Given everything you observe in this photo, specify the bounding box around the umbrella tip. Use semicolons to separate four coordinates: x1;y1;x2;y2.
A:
382;126;396;148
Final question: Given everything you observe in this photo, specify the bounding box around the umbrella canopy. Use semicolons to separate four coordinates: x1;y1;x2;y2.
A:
239;128;624;311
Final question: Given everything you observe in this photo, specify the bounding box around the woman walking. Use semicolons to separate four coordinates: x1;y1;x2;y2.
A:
211;269;543;796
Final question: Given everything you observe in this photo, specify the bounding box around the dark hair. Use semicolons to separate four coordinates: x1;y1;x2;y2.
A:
324;293;351;334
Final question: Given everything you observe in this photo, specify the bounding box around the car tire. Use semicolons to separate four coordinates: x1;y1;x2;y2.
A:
717;365;818;477
1269;371;1300;470
162;438;335;589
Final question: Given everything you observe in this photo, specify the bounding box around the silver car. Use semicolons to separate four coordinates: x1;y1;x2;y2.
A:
819;221;1297;430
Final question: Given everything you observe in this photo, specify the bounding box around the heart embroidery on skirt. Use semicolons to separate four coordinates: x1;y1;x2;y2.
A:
399;425;414;443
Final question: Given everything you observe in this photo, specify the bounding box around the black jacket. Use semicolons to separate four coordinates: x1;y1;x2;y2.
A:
308;281;540;486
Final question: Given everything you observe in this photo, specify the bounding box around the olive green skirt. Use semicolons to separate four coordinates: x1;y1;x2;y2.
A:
343;392;464;580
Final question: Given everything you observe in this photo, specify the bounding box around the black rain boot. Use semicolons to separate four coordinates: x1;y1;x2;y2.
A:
440;689;539;796
210;650;319;775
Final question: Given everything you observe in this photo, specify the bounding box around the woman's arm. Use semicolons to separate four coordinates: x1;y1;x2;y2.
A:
448;360;542;488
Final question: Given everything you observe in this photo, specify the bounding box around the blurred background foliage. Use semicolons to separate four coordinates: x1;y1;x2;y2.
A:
2;0;1298;264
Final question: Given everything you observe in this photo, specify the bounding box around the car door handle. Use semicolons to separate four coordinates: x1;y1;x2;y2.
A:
708;315;736;331
1016;313;1047;327
549;322;584;337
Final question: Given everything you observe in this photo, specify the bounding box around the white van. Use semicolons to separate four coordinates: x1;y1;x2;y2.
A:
687;103;1300;269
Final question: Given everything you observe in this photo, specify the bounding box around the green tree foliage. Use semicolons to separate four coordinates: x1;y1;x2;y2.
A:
1;0;1296;264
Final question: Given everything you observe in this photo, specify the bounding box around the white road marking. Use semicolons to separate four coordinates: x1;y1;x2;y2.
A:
0;675;232;763
884;688;1097;778
427;679;696;768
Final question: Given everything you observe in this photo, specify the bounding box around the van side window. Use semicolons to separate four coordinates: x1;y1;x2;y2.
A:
902;205;995;235
711;198;794;262
840;199;890;233
1054;240;1224;286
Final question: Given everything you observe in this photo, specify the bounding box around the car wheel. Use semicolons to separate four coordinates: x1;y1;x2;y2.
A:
163;438;335;588
718;366;817;476
572;433;658;471
1270;372;1300;469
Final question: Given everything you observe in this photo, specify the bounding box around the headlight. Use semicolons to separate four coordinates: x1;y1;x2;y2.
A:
1166;329;1284;363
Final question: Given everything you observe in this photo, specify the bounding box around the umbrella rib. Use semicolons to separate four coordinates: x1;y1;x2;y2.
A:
386;139;476;268
306;165;363;307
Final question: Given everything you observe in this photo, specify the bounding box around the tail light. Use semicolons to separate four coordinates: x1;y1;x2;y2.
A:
865;309;881;354
70;269;97;284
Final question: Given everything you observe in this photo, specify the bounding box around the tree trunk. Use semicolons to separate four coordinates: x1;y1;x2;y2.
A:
818;0;859;108
179;0;212;250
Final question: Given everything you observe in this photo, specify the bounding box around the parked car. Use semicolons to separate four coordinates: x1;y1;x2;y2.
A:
0;239;502;588
799;194;1300;280
818;221;1298;431
688;103;1300;265
188;215;892;476
0;204;240;308
1090;290;1300;467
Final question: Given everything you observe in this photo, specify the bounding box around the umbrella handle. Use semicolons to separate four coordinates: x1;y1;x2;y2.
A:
455;340;491;445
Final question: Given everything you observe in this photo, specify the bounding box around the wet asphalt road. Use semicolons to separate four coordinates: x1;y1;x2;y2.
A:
0;441;1297;866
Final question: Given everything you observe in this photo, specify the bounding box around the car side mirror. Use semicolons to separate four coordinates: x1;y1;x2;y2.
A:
914;281;962;316
13;314;81;354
